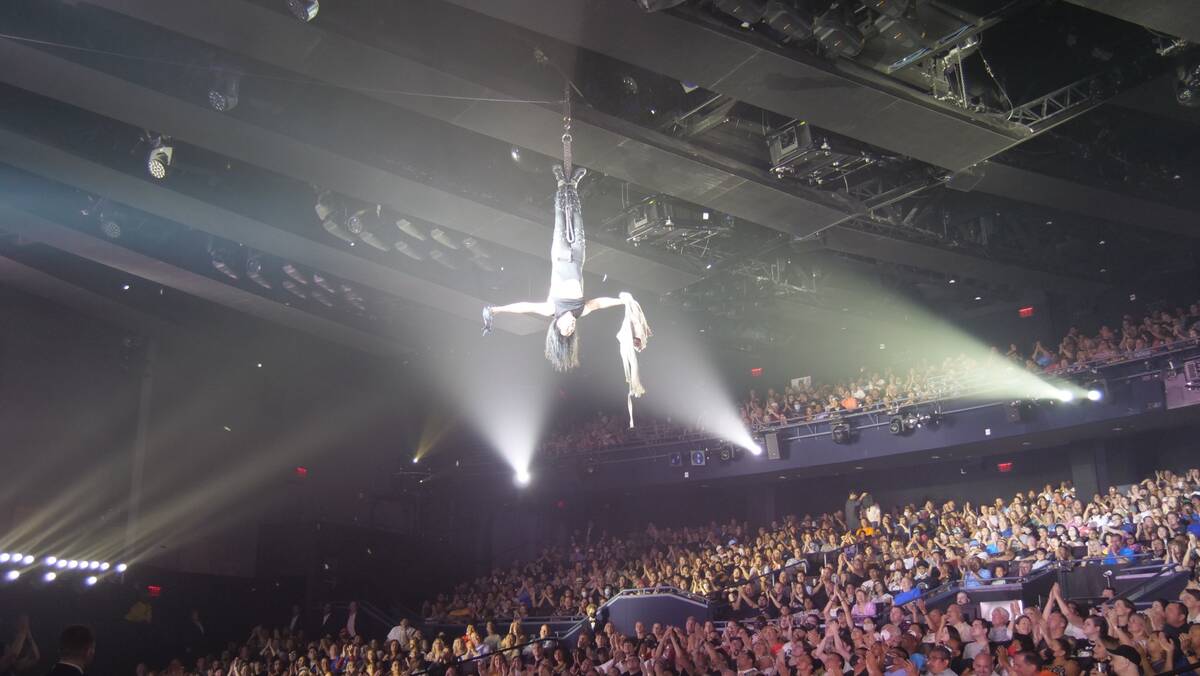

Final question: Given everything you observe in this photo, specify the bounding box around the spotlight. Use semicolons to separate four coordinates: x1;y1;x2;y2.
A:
85;576;98;587
396;219;427;241
44;556;57;566
209;244;240;280
88;561;100;570
116;563;128;573
100;563;110;571
310;290;335;308
514;469;531;486
100;218;122;239
1175;59;1200;108
748;442;763;456
286;0;319;21
146;136;174;180
55;560;67;569
21;555;33;565
4;571;18;582
831;420;854;444
1086;389;1103;402
282;263;309;286
68;560;79;569
412;457;419;464
0;554;8;563
430;228;461;250
42;572;56;583
1056;389;1074;403
312;273;337;295
208;70;241;112
888;416;906;435
246;253;272;290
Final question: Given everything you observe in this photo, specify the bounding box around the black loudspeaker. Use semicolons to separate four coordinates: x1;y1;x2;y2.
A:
765;431;782;460
1131;376;1165;411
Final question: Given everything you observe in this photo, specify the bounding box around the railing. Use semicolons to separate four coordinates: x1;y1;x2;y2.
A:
540;338;1200;462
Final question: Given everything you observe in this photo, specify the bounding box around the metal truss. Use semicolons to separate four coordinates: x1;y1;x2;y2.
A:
1004;77;1101;133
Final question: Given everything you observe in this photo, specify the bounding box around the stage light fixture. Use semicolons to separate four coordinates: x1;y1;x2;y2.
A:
282;278;307;300
282;263;309;286
311;290;335;308
21;555;33;565
814;7;864;57
44;556;57;565
116;563;128;573
100;562;110;571
85;576;98;587
146;136;174;180
396;219;427;241
713;0;768;25
0;553;8;563
748;442;763;456
764;0;814;41
246;254;272;290
100;218;122;239
55;560;67;569
209;245;240;280
312;273;338;295
4;571;18;581
68;560;79;569
888;416;905;435
1087;389;1102;402
1056;389;1074;403
286;0;319;21
89;561;100;570
429;249;458;270
430;228;461;250
208;70;241;112
43;572;56;583
831;420;853;444
514;469;531;487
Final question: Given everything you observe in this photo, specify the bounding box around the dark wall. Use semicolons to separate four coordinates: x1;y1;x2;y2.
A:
0;285;425;578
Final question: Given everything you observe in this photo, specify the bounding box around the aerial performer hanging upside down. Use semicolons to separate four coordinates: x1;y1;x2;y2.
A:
481;86;651;427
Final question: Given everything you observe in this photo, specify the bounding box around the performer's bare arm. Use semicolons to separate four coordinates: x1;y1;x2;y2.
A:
582;292;633;316
492;301;554;317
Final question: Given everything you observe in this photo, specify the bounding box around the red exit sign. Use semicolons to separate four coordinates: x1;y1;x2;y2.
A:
750;367;763;377
1018;306;1035;318
997;462;1013;473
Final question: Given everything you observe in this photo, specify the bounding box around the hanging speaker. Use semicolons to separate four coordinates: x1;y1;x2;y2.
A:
765;431;782;460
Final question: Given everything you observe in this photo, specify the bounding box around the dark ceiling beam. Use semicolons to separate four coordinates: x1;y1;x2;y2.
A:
0;203;411;356
0;124;546;337
974;161;1198;237
433;0;1022;172
0;38;694;300
822;227;1103;295
77;0;852;239
1064;0;1200;44
0;249;169;336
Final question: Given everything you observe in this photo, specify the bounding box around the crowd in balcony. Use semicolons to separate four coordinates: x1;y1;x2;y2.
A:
543;299;1200;457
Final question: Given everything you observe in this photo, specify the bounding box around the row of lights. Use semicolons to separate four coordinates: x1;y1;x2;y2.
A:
0;553;127;572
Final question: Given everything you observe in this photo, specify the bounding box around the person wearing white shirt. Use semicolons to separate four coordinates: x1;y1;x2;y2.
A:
386;619;416;651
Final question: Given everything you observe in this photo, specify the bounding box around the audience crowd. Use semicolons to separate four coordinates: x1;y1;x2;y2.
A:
544;299;1200;457
69;465;1198;676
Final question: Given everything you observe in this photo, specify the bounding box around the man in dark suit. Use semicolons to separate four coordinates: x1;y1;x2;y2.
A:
318;603;337;638
45;625;94;676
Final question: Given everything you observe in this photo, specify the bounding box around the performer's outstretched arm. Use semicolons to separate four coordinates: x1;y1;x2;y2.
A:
581;295;627;316
493;301;554;317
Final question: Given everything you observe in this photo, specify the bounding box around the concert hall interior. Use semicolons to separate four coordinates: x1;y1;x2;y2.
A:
2;1;1200;675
